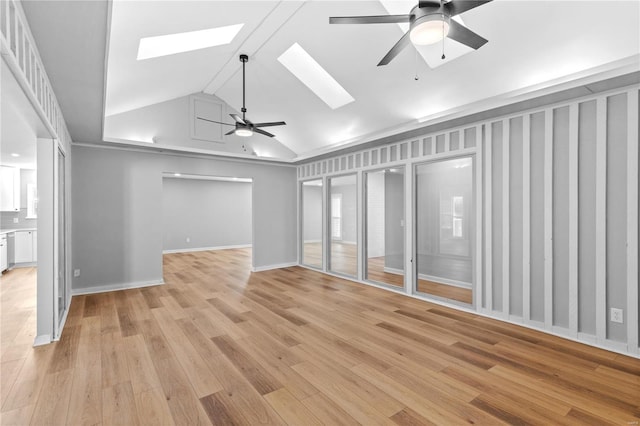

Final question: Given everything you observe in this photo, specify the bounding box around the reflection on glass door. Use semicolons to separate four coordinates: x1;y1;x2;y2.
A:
301;180;323;269
329;175;357;277
365;168;404;288
57;148;67;323
415;157;474;304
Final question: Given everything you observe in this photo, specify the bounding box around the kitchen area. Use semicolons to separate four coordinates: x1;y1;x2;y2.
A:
1;165;38;272
1;57;40;275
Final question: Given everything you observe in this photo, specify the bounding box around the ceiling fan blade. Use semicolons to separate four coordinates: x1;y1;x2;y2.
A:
230;114;246;124
377;31;411;66
447;19;488;49
253;121;286;128
445;0;492;17
418;1;441;7
330;15;412;25
254;128;275;138
225;129;236;136
196;116;235;126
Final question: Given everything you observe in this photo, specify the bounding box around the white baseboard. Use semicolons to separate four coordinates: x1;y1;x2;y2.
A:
332;240;356;245
71;279;165;296
33;334;51;347
418;273;472;289
252;262;297;272
303;239;321;244
383;266;404;276
11;262;37;268
163;244;251;254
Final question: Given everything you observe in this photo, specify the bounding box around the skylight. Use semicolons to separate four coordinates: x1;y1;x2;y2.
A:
137;24;244;60
278;43;354;110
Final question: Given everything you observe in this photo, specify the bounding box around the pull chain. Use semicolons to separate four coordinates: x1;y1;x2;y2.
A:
441;17;446;60
414;48;419;81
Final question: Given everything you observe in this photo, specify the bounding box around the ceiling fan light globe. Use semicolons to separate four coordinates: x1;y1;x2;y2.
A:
410;19;449;45
235;128;253;137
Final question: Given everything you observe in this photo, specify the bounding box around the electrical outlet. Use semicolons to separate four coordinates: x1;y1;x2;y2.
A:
73;269;80;277
13;218;18;223
610;308;624;324
186;237;190;243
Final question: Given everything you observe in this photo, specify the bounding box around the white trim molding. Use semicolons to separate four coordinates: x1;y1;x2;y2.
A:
71;280;165;296
33;334;52;347
162;244;252;254
252;262;298;272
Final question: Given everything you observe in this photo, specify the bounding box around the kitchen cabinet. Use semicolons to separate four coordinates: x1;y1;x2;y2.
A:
0;235;7;271
14;230;37;263
0;166;20;212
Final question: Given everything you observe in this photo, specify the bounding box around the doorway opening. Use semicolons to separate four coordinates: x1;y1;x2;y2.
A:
415;156;475;305
161;173;254;281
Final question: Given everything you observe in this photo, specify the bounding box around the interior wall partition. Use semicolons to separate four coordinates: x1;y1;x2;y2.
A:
297;85;640;358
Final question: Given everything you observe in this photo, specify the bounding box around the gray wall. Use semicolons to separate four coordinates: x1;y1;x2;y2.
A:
384;172;404;270
72;146;297;291
162;178;252;251
302;184;322;242
366;172;385;257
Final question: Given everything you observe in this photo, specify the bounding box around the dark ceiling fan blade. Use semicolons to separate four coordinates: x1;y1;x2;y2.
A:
254;128;275;138
418;1;441;7
225;129;236;136
330;15;412;25
377;31;411;66
253;121;286;128
230;113;246;124
445;0;493;17
196;116;235;126
447;19;488;49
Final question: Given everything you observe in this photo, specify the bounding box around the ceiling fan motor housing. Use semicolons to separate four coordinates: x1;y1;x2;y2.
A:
410;4;451;45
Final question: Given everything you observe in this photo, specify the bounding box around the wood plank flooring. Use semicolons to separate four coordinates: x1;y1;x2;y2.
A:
2;249;640;425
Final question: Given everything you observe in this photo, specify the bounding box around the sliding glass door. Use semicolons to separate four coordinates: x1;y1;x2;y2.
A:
328;174;357;277
301;179;323;269
415;157;474;304
364;167;404;288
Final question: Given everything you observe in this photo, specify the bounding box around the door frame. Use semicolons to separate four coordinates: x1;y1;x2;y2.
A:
412;153;480;309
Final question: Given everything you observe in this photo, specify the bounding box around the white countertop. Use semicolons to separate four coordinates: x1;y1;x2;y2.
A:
0;228;37;235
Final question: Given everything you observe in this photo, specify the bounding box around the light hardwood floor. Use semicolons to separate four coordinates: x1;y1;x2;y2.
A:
2;249;640;425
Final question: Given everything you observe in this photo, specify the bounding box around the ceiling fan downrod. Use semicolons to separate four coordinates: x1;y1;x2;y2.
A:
240;54;248;121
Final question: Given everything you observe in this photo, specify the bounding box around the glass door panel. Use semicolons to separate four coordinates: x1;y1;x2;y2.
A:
301;179;323;269
57;148;66;322
365;168;404;288
329;174;357;277
415;157;474;304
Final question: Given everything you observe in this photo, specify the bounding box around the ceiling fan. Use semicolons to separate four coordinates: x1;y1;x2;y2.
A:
197;54;286;138
329;0;492;66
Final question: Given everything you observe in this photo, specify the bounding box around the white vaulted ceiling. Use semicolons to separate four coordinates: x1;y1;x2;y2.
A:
24;1;640;161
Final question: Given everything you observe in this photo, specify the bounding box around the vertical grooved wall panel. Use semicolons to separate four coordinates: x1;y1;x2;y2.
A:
509;117;523;318
578;100;597;335
553;106;570;329
606;93;628;343
491;121;503;312
530;112;546;323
